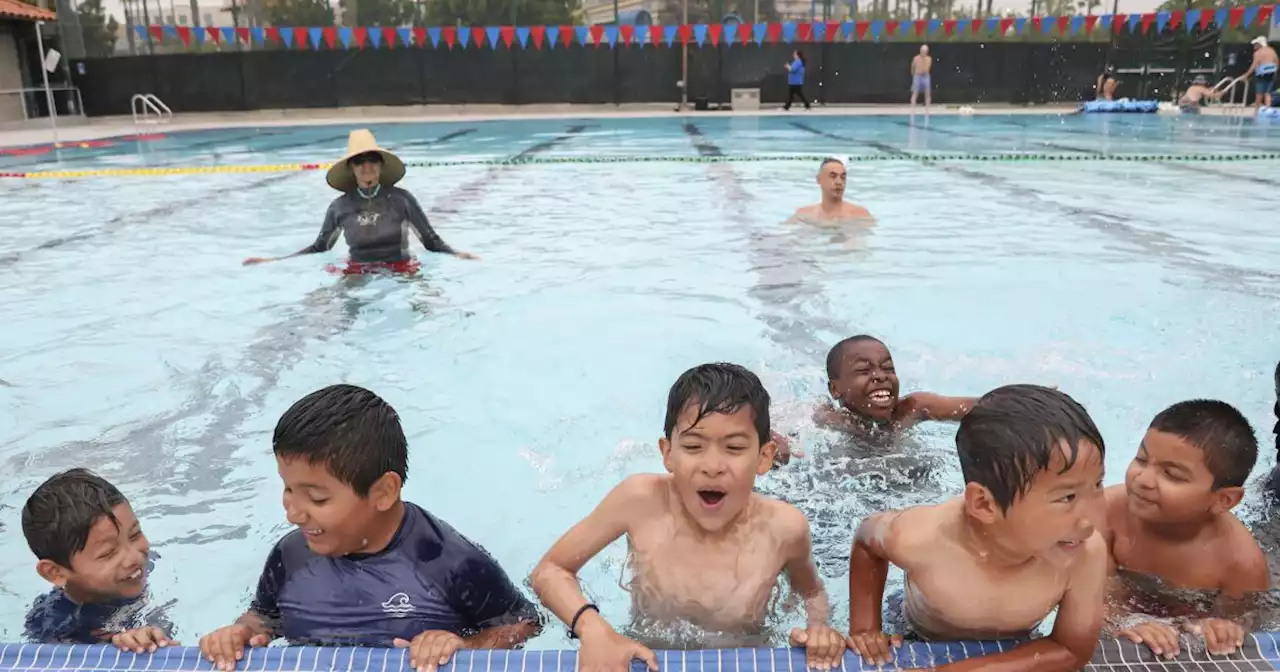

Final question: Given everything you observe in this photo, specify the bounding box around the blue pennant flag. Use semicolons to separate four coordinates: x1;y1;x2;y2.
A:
1127;13;1140;32
782;21;797;42
427;27;440;47
1244;5;1259;27
957;18;970;33
1041;16;1053;33
516;26;530;48
753;23;767;43
928;18;941;33
693;24;707;46
812;21;826;40
1185;9;1200;30
338;27;352;48
870;19;883;38
308;27;322;48
193;27;206;44
547;25;562;47
604;24;618;46
163;25;177;39
368;27;381;47
724;23;737;44
841;21;854;39
1156;11;1169;32
1070;15;1083;34
1100;14;1112;30
486;26;500;47
575;25;590;45
250;26;264;44
278;27;292;47
1215;8;1228;26
663;24;678;45
134;24;146;41
398;27;412;46
458;26;470;48
636;24;649;44
1014;16;1027;33
985;16;998;32
221;27;236;43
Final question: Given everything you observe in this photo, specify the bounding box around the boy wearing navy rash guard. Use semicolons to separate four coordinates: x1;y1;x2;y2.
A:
199;385;539;671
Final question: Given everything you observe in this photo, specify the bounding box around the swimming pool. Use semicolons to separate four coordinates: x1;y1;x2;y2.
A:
0;113;1278;650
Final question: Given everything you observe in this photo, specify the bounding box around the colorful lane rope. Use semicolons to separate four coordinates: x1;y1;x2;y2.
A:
3;152;1280;179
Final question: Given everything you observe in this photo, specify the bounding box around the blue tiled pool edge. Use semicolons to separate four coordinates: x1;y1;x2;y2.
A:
2;639;1280;672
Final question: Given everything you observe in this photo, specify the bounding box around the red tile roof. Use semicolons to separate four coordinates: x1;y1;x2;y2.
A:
0;0;56;22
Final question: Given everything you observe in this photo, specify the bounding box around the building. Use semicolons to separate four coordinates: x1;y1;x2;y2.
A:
0;0;56;122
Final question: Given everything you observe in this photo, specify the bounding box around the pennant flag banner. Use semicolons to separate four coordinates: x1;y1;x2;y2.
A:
1156;11;1169;33
516;26;530;48
753;23;767;44
1069;15;1083;35
618;24;633;45
368;27;382;48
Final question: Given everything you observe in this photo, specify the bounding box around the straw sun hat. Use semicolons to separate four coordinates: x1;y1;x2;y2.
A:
325;129;407;192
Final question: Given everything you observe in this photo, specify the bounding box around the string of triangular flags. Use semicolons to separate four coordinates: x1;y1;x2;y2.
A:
135;4;1276;50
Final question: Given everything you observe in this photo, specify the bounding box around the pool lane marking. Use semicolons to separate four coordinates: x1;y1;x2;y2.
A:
788;121;1280;298
430;124;589;216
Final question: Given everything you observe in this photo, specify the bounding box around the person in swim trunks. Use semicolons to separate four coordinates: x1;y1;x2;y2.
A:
243;129;478;274
1241;37;1279;109
1096;67;1118;101
910;45;932;114
1177;75;1221;113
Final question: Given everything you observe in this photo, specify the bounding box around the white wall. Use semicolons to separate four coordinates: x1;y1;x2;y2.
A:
0;22;27;122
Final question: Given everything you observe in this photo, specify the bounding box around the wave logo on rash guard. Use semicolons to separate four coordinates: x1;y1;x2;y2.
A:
357;212;382;227
381;593;416;617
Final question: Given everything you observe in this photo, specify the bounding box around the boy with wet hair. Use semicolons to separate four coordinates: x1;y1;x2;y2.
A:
199;384;539;671
816;335;976;433
1104;399;1267;659
531;363;846;672
848;384;1108;671
22;468;175;651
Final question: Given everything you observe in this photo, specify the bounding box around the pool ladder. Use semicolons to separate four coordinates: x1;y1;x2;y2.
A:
131;93;172;127
1212;77;1251;115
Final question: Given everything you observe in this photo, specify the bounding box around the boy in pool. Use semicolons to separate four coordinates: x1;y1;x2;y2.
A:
530;363;846;671
815;335;977;434
199;384;539;671
1103;400;1267;658
848;384;1108;671
22;468;176;651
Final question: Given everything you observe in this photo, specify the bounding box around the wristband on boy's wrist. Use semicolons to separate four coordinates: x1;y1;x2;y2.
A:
568;603;600;640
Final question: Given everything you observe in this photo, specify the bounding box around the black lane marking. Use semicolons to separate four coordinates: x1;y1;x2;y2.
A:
431;124;589;215
790;121;1280;296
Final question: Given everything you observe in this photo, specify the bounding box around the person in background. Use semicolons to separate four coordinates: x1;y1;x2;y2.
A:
789;158;873;224
1240;37;1279;109
784;50;811;111
198;384;538;671
1096;67;1118;101
243;129;479;274
1102;400;1265;659
22;469;176;652
910;45;933;114
1176;75;1222;113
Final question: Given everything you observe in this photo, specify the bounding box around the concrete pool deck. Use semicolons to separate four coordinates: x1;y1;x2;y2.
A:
0;102;1103;149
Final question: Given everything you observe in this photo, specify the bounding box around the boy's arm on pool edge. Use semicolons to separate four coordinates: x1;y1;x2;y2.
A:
848;511;908;634
529;475;648;638
936;533;1107;672
779;505;831;625
899;393;977;423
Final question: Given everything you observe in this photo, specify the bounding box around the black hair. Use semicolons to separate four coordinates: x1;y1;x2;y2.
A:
956;384;1105;513
1273;360;1279;460
818;157;846;173
795;49;806;66
663;363;770;444
349;151;382;165
273;384;408;496
22;469;127;568
825;334;885;381
1150;399;1258;489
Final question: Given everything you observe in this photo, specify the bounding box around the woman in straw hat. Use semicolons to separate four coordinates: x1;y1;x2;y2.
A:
243;129;478;272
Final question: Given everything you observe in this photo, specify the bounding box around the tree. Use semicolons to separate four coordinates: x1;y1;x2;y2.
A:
263;0;334;26
422;0;578;25
349;0;416;26
76;0;119;57
658;0;780;24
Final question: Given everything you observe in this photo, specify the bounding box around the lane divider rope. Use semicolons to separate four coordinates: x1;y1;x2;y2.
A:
5;153;1280;179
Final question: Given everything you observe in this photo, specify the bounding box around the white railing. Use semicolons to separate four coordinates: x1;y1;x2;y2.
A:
131;93;172;126
0;85;85;121
1212;76;1251;113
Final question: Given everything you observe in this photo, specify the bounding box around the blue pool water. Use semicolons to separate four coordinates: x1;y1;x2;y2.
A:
0;113;1278;648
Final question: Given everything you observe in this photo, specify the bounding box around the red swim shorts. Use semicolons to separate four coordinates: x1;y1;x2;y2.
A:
325;259;422;276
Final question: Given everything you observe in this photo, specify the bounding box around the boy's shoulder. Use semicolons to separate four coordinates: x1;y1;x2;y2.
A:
1216;511;1269;589
614;473;672;503
749;493;810;538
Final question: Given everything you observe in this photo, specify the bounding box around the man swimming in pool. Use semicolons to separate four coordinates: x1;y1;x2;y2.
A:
1177;75;1221;113
910;45;932;114
789;158;872;224
1242;37;1279;109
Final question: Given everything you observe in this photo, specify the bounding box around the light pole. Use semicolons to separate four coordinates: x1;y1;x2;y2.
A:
34;21;59;147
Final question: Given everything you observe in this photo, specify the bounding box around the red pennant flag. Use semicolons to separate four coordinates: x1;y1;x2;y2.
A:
1198;10;1211;30
207;26;220;43
1260;5;1274;26
148;25;164;42
1056;15;1069;33
410;27;424;46
856;20;869;39
1168;10;1183;30
470;26;485;47
382;26;397;47
885;19;899;35
1030;16;1042;32
797;22;813;41
739;22;750;44
826;21;839;41
650;23;663;45
589;24;604;46
265;26;280;43
176;25;191;46
971;16;983;32
500;25;515;47
678;24;692;44
1084;14;1098;33
530;25;545;48
1113;13;1126;31
619;24;634;45
999;16;1014;33
1229;6;1244;26
708;23;722;45
236;26;249;43
443;26;457;48
1140;12;1154;32
913;19;926;36
559;24;573;46
322;26;337;48
766;22;782;42
292;26;306;47
353;27;367;48
944;18;956;35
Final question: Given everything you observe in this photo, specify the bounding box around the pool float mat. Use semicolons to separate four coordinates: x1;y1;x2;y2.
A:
1080;99;1160;113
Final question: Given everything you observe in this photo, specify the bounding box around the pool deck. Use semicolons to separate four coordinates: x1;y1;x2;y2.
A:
0;102;1096;149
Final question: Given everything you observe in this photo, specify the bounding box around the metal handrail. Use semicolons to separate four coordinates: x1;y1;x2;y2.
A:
1212;76;1250;112
0;85;85;120
131;93;172;126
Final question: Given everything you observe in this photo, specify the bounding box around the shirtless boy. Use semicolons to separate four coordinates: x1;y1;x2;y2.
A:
531;363;845;671
848;385;1107;671
910;46;933;112
790;158;873;224
1104;400;1267;658
814;335;975;435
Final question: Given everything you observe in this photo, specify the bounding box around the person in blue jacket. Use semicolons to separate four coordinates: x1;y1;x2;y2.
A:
784;49;810;111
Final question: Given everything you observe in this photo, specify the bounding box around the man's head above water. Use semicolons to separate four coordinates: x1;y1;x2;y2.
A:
817;157;848;202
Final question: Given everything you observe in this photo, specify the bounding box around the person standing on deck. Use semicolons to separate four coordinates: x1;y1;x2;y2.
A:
1239;37;1279;110
784;49;811;111
910;45;933;114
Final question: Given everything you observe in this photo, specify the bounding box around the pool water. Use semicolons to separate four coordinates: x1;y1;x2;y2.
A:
0;113;1278;647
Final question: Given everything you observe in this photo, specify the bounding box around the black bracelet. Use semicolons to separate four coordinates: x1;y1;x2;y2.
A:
568;603;599;640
